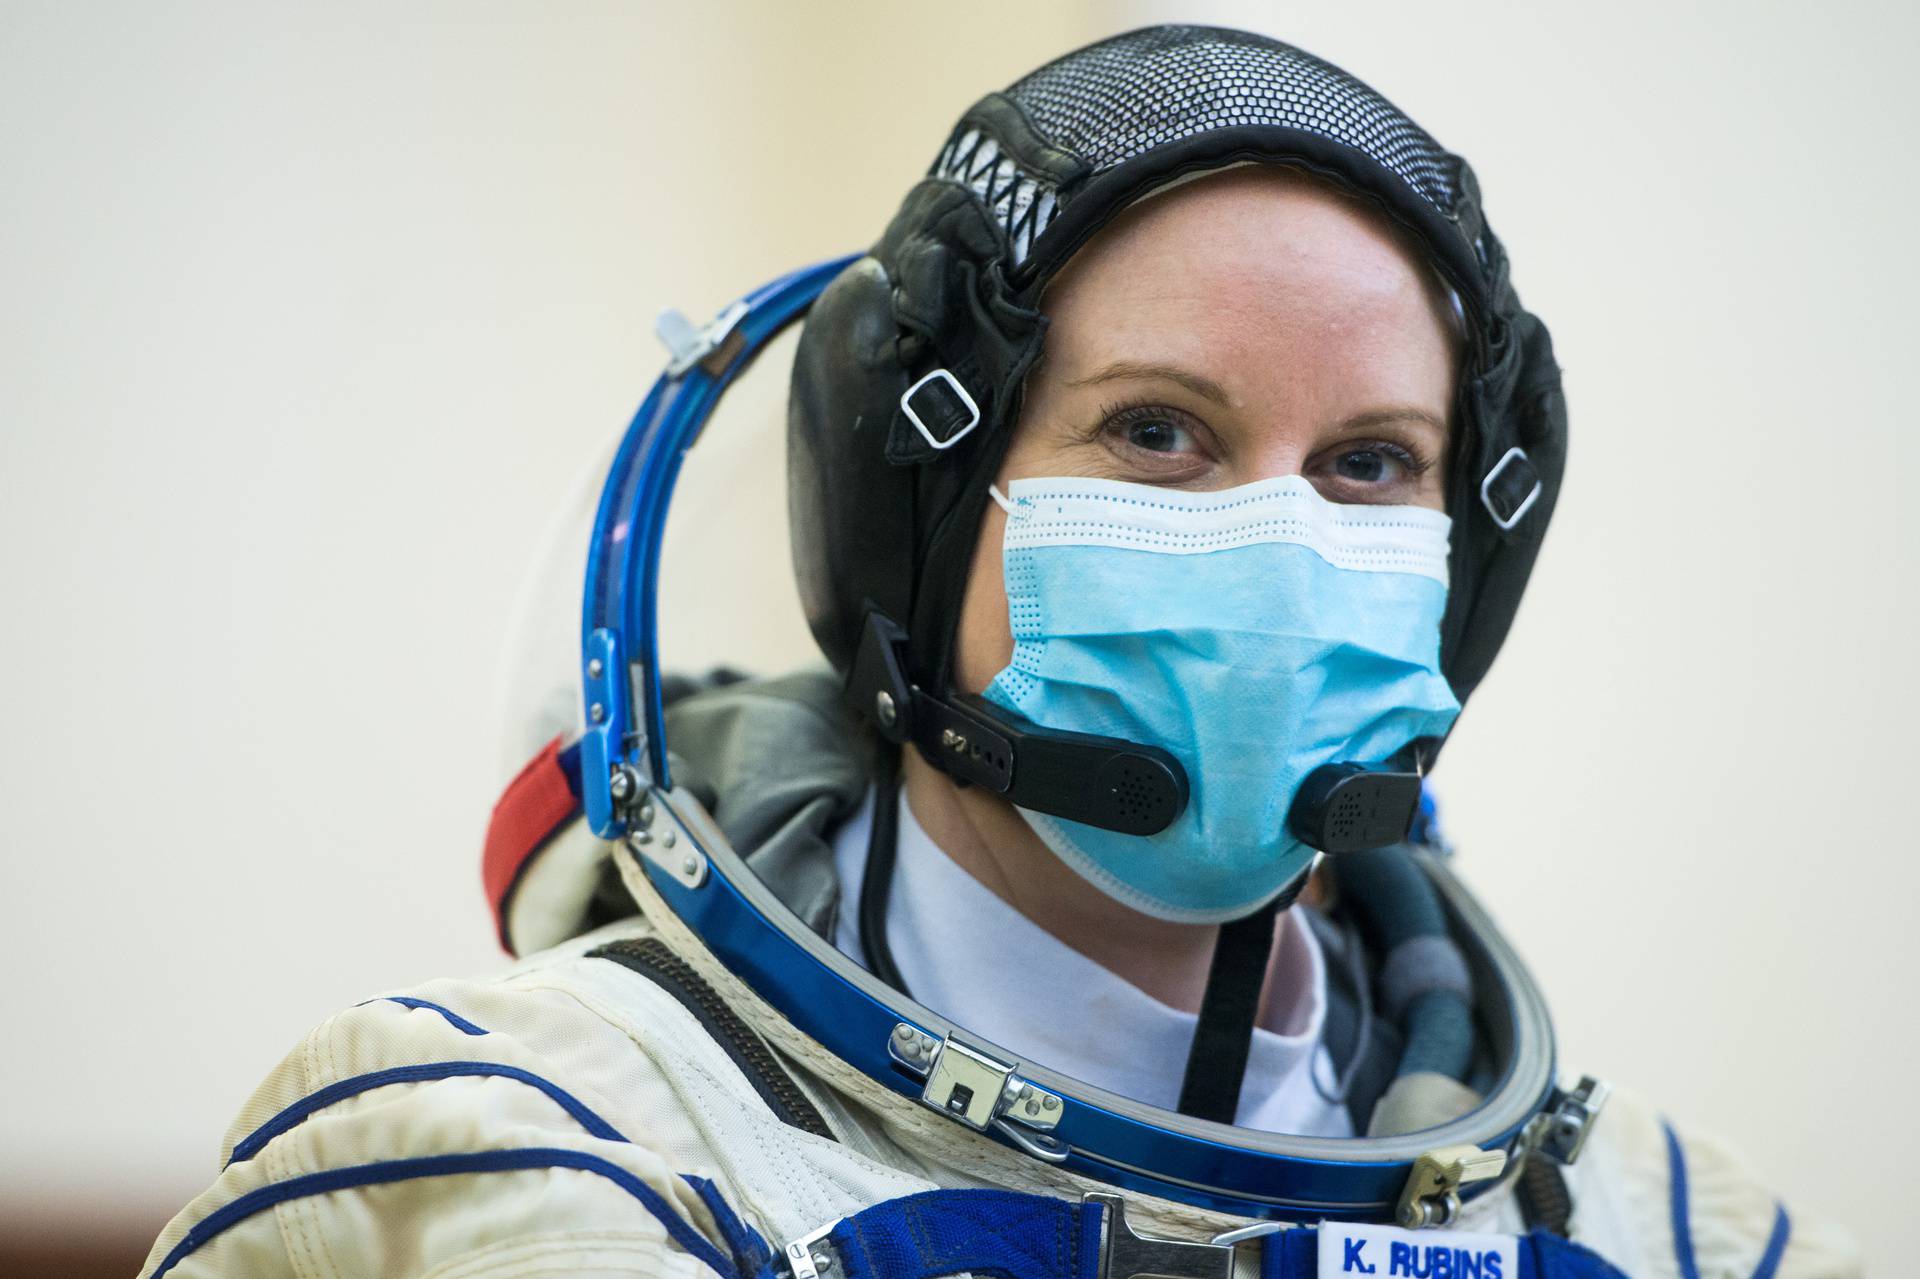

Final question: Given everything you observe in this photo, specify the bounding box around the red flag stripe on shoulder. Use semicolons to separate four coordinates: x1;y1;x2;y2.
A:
482;735;583;954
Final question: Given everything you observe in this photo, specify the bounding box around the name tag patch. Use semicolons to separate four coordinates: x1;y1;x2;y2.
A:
1317;1221;1517;1279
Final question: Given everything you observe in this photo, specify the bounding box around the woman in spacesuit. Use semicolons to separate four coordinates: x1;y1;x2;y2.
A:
141;25;1856;1279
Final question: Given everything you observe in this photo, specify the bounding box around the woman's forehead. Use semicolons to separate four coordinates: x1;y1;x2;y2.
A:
1039;169;1463;402
1050;168;1455;317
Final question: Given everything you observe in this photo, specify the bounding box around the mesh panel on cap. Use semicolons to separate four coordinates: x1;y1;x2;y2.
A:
1010;25;1459;216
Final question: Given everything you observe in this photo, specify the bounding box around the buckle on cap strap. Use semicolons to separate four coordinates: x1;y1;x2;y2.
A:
1479;446;1543;531
901;368;982;450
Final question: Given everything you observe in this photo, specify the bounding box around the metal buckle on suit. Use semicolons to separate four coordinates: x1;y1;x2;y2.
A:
1089;1192;1284;1279
782;1219;841;1279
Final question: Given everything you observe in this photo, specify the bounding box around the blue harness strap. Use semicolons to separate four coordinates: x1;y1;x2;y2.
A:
1525;1232;1635;1279
774;1189;1629;1279
815;1189;1106;1279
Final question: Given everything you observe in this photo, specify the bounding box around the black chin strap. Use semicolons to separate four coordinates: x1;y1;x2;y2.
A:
1176;871;1308;1124
858;746;912;996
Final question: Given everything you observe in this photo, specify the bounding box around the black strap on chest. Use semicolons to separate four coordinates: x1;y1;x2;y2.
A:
1174;872;1305;1124
857;746;912;995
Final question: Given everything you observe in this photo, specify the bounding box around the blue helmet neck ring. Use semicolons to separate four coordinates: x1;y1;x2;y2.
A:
573;258;1569;1224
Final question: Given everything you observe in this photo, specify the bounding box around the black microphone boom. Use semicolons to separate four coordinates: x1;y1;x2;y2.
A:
847;611;1189;837
1287;761;1423;854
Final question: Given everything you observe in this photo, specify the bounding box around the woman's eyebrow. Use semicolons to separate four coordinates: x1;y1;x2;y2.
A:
1066;363;1448;436
1339;406;1449;434
1067;360;1233;407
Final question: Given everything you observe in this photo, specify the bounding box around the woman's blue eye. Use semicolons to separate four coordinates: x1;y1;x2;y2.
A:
1125;418;1191;453
1334;448;1395;483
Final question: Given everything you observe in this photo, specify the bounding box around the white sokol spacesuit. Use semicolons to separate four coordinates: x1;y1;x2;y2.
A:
144;26;1859;1279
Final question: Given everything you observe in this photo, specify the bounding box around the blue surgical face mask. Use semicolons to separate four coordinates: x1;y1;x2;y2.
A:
980;474;1462;923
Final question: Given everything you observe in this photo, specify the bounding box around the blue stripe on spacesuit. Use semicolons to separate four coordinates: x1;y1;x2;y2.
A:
1664;1120;1792;1279
225;1060;629;1165
182;1054;789;1278
685;1172;775;1275
149;1147;738;1279
1664;1122;1702;1279
364;995;491;1035
1747;1205;1792;1279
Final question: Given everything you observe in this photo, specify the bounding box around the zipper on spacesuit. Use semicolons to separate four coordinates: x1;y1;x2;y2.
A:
591;937;837;1141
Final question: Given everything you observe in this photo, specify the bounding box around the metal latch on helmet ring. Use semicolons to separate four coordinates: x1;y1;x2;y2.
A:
656;301;749;379
1532;1075;1610;1166
1393;1076;1610;1232
1395;1144;1507;1229
889;1023;1069;1161
609;774;709;889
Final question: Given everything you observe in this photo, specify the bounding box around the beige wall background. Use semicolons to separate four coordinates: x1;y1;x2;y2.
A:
2;0;1912;1271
